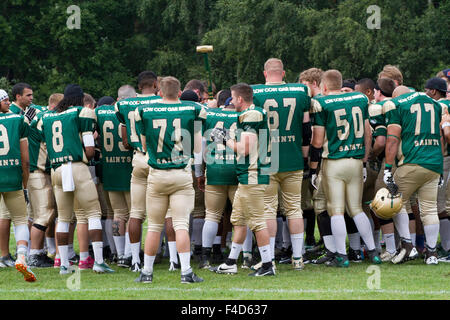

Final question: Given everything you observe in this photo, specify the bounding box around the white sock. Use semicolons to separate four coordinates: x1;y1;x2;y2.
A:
168;241;178;263
59;245;69;267
373;230;381;252
258;244;271;263
440;219;450;251
282;221;291;248
410;233;416;246
179;251;191;274
80;251;89;261
192;218;205;246
228;242;243;261
384;233;396;254
353;212;375;251
323;235;336;253
124;232;131;258
68;244;76;258
213;236;222;245
393;213;411;240
290;233;304;259
143;254;155;274
269;237;276;260
131;242;141;264
331;215;347;255
424;224;439;249
92;241;104;264
113;235;125;257
105;219;116;254
46;237;56;255
29;249;41;256
243;227;253;252
348;233;361;251
202;220;218;248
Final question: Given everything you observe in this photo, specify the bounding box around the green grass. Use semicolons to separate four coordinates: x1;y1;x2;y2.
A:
1;224;449;300
1;254;449;300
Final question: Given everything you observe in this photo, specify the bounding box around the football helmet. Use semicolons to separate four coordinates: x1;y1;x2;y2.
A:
370;187;402;220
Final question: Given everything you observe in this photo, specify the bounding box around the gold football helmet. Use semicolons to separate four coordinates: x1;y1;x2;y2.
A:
370;187;402;220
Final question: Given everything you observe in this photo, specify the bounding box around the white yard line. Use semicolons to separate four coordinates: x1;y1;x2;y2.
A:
0;286;448;296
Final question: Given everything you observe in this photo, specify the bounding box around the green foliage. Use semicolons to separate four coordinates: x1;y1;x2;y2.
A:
0;0;448;104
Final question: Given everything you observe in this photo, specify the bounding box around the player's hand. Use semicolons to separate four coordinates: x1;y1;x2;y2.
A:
383;167;398;195
363;163;367;183
438;174;444;188
197;176;205;192
210;127;230;144
23;189;29;204
24;107;37;122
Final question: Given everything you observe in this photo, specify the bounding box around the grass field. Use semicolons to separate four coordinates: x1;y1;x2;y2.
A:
1;247;449;300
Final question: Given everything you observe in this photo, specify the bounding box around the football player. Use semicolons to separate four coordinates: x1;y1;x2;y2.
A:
115;71;161;270
251;58;311;271
0;89;36;281
97;87;135;270
37;84;113;274
425;77;450;262
310;70;381;267
212;83;274;277
383;85;444;264
134;76;205;284
197;88;239;270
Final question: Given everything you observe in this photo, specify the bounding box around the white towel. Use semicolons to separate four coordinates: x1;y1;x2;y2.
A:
61;162;75;192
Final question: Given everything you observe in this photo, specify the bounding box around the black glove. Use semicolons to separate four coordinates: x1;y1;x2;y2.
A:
23;189;29;204
24;107;37;122
210;127;230;144
383;167;399;195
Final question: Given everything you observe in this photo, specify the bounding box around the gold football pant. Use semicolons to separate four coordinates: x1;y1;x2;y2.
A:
322;158;364;217
205;184;237;223
129;151;149;220
108;191;131;222
230;183;267;232
51;162;101;224
394;164;440;226
28;170;56;227
0;190;28;226
146;167;194;233
264;170;303;220
438;156;450;215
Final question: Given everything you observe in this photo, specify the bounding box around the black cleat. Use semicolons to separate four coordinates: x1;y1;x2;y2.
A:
28;253;53;268
312;249;335;265
181;271;204;283
68;254;80;265
117;256;132;268
198;256;211;269
348;248;363;263
135;270;153;283
248;265;275;277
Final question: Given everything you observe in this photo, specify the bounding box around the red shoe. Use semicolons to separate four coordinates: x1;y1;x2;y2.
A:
79;256;94;270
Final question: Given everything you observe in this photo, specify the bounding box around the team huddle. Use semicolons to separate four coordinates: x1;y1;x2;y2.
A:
0;59;449;284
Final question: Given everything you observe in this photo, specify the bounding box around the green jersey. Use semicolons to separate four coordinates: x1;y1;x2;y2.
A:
115;95;161;153
311;92;369;159
9;102;46;116
368;100;388;139
28;110;51;173
37;106;96;169
203;107;239;185
252;82;311;172
96;105;133;191
383;92;443;174
235;105;271;185
136;100;207;170
0;112;29;192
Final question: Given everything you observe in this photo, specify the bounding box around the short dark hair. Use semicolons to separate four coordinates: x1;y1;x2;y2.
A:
231;83;253;103
356;78;375;92
217;89;231;107
376;78;396;97
12;83;32;99
137;71;157;90
184;79;207;95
